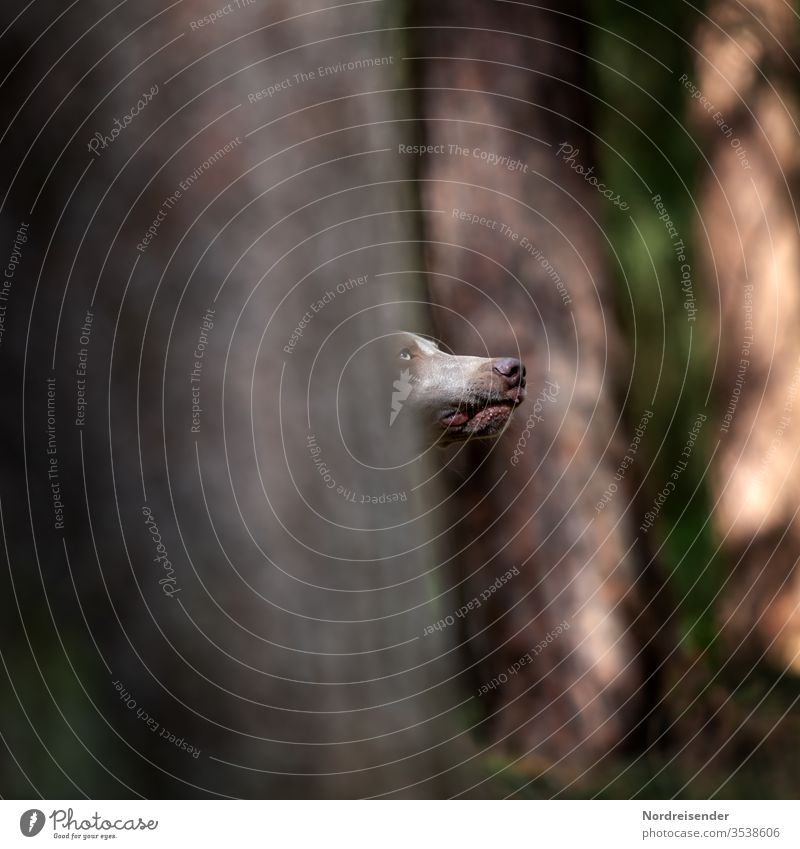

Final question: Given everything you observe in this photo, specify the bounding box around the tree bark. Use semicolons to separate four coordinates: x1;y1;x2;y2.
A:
692;0;800;671
413;0;645;765
0;0;471;797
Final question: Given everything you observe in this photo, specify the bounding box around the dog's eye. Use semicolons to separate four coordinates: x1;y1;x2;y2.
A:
398;348;412;361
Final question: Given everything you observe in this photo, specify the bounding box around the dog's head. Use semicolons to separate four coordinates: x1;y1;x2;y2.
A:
388;332;526;446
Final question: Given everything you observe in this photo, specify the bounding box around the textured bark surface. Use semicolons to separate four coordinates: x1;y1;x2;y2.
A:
413;1;645;764
0;1;472;798
693;0;800;671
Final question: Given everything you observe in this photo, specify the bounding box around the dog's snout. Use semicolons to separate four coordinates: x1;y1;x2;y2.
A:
493;357;525;387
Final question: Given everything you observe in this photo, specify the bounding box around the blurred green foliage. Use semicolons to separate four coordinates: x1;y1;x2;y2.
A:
589;2;723;653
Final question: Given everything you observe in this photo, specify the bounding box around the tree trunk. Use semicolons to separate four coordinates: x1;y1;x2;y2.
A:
413;0;645;766
692;0;800;671
0;0;471;797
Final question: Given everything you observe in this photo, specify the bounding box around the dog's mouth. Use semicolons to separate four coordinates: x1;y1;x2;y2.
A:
437;386;527;442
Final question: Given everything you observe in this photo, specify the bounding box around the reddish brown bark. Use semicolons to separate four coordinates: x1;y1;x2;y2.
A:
414;1;645;764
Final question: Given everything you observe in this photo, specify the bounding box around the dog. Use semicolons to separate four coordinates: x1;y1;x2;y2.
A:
388;332;527;446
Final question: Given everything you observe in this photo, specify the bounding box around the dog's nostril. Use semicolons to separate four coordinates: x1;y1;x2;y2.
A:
493;357;522;385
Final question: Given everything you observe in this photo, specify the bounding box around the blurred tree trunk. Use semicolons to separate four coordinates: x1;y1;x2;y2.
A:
413;0;646;766
692;0;800;670
0;0;471;798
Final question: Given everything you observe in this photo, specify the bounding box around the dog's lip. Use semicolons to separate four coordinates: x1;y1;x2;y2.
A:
438;391;524;429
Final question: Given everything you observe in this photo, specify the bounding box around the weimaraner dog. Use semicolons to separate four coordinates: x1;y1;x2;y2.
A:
389;332;527;446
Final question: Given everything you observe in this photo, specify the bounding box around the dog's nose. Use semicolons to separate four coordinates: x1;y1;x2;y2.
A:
493;357;525;387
